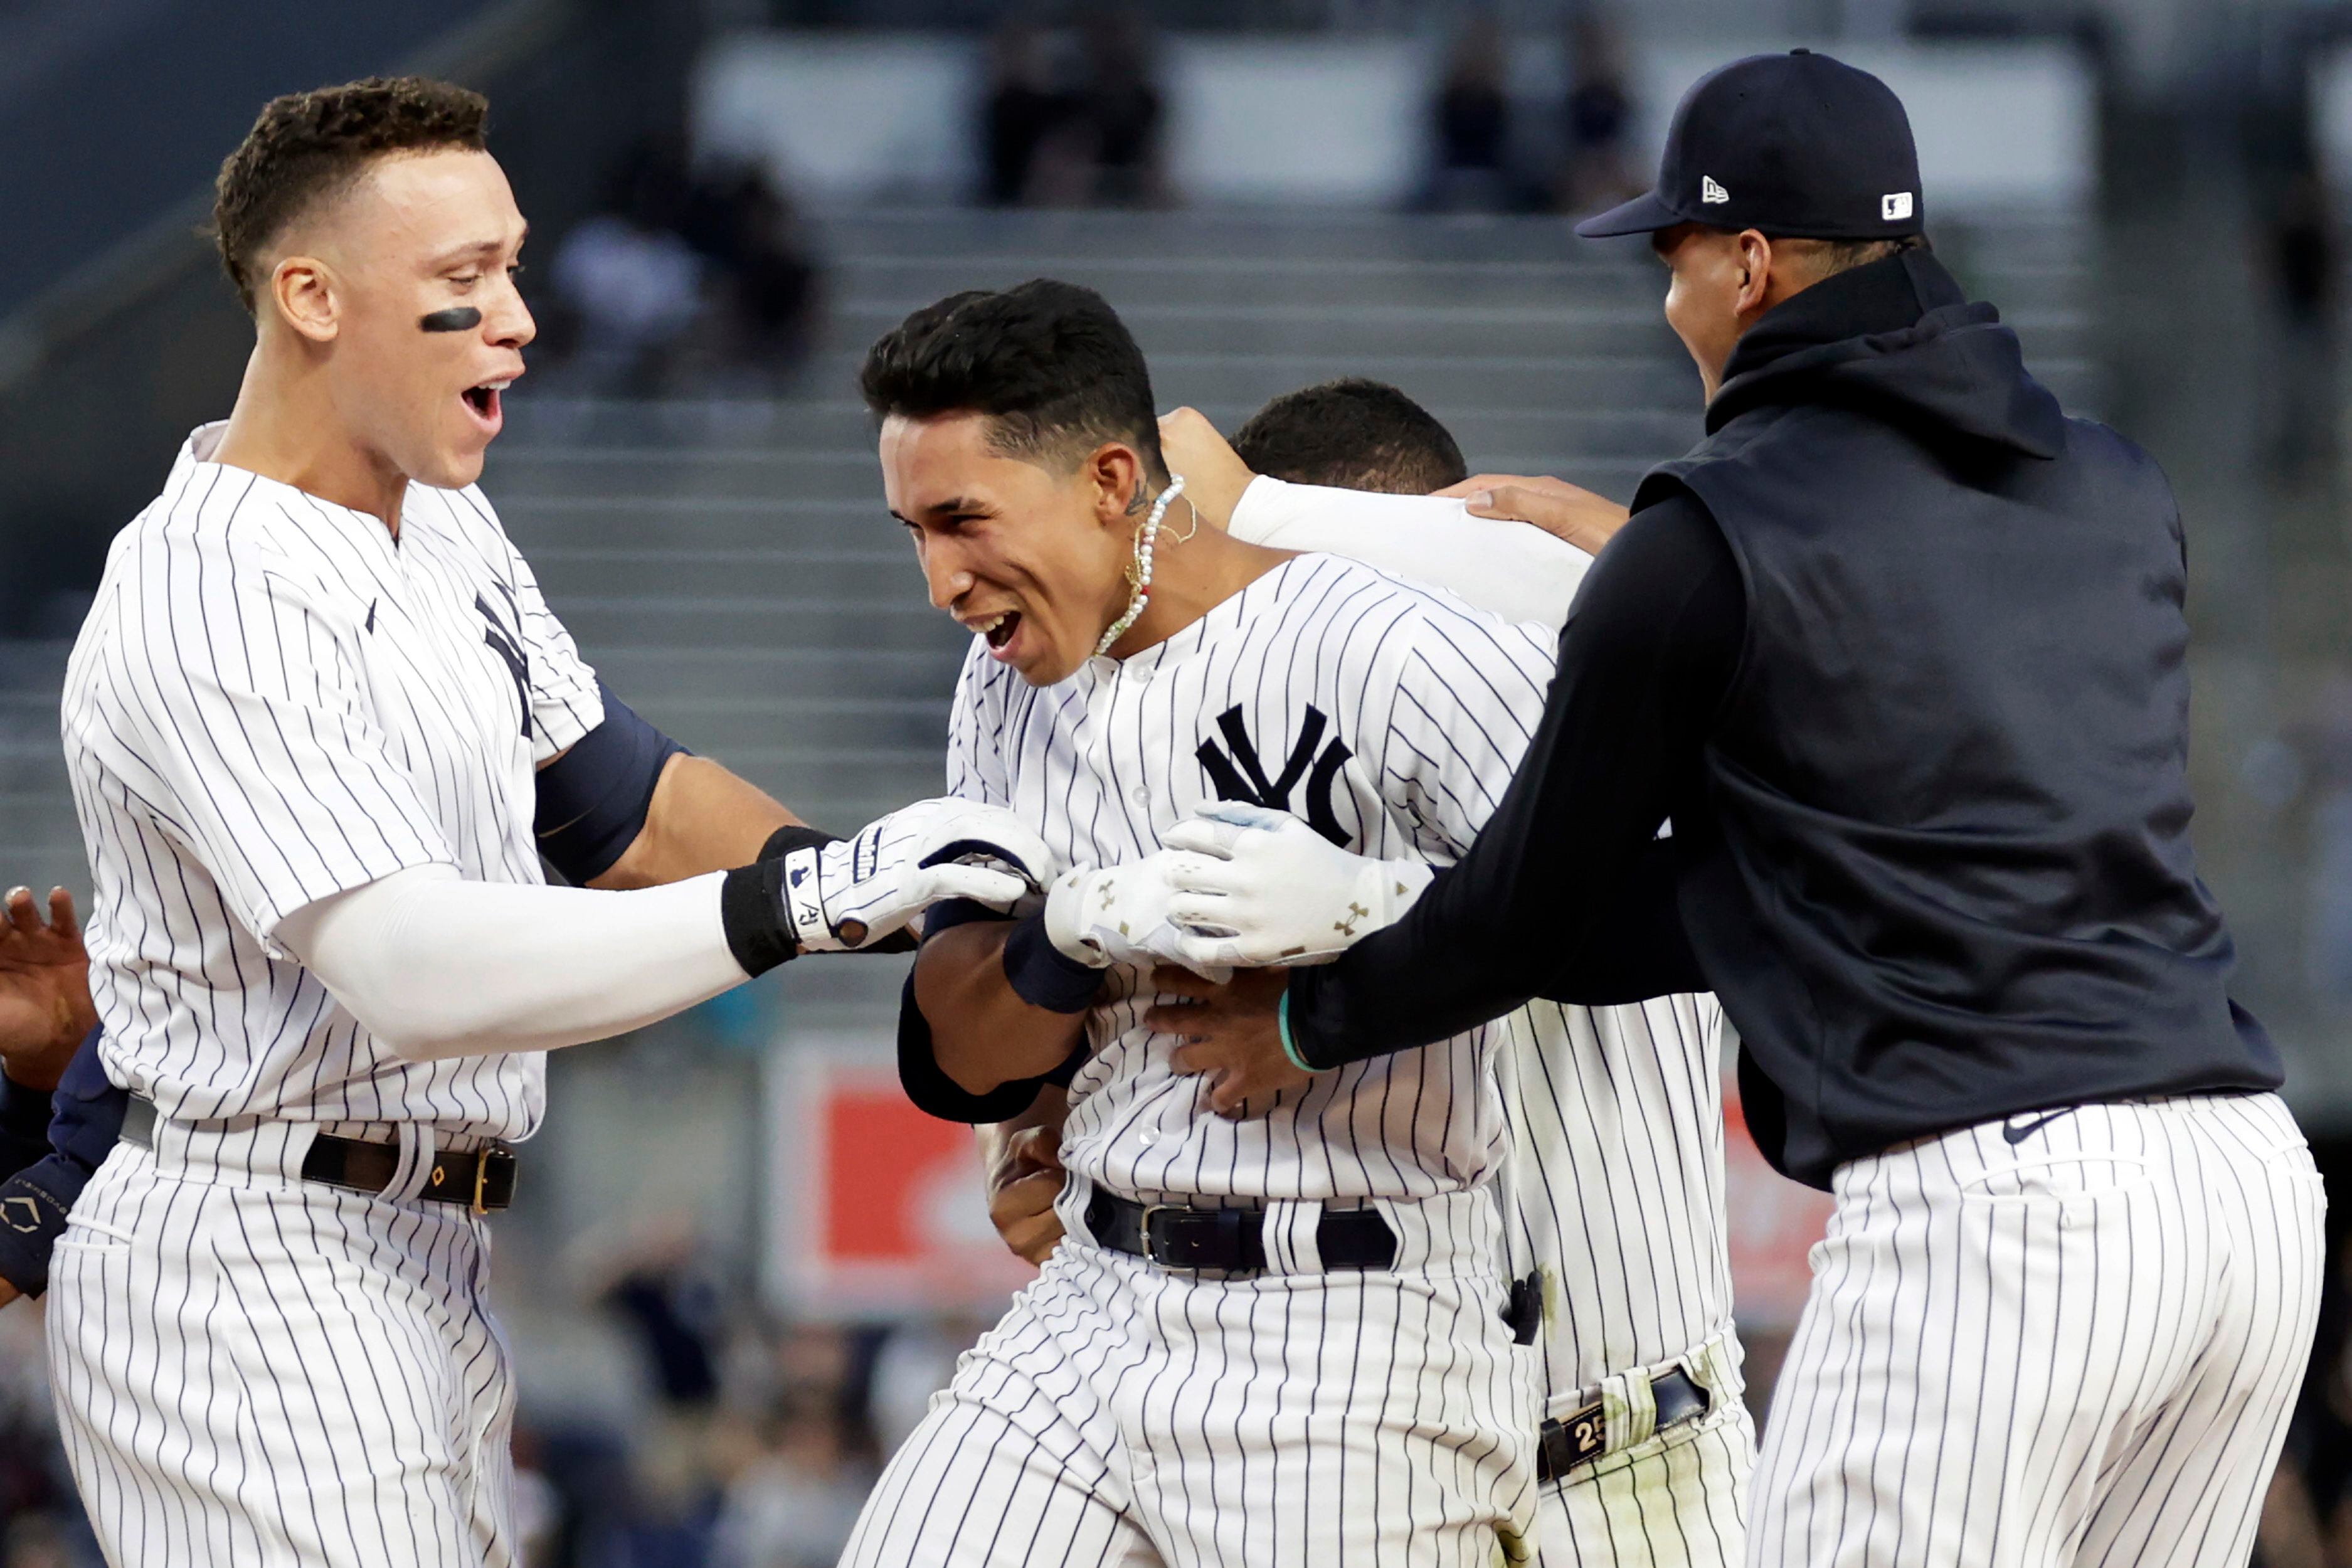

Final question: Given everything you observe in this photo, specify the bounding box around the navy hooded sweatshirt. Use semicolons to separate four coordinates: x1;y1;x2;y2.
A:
1285;248;2280;1189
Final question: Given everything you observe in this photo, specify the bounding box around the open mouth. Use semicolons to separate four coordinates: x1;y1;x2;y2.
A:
461;379;512;430
973;609;1022;655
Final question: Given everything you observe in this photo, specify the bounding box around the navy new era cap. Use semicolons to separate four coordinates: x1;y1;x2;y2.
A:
1576;50;1924;241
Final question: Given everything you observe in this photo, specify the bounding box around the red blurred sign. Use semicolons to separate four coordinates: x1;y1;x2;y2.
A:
765;1036;1037;1318
1722;1078;1837;1330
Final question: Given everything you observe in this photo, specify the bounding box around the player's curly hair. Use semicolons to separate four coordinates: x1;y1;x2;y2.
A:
213;76;490;315
1231;378;1468;495
860;280;1168;484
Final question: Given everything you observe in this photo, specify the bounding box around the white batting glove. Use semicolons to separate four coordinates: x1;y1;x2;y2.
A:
1155;802;1433;969
1040;857;1221;977
784;798;1059;952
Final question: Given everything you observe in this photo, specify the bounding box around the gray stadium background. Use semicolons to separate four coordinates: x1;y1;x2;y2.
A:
4;3;2351;1563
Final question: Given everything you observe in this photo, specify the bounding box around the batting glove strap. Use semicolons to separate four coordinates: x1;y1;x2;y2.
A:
720;857;808;978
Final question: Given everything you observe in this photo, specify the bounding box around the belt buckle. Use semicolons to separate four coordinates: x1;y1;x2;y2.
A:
473;1143;515;1215
1139;1204;1186;1268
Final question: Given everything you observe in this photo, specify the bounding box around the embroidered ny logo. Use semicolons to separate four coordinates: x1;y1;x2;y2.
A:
475;585;531;739
1195;704;1353;847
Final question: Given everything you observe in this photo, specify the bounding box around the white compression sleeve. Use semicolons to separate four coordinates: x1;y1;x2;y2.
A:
1227;475;1593;632
275;864;749;1062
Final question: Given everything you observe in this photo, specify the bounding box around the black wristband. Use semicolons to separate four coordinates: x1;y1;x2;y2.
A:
720;861;798;977
758;824;839;861
1002;913;1104;1014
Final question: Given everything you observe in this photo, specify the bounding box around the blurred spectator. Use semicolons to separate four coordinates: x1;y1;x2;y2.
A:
982;16;1066;206
975;9;1167;209
547;139;707;397
544;138;823;397
679;160;822;381
1556;10;1645;217
2262;171;2338;475
709;1399;867;1568
1070;9;1165;207
1424;13;1517;213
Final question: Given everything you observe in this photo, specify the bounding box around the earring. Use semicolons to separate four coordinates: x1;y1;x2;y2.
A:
1094;474;1188;656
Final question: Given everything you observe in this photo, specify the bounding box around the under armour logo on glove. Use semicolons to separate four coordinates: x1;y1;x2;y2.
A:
1196;705;1353;847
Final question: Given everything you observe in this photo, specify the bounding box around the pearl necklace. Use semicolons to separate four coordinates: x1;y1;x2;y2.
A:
1094;474;1188;657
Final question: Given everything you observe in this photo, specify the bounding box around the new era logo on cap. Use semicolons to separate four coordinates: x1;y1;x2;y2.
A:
1575;51;1924;241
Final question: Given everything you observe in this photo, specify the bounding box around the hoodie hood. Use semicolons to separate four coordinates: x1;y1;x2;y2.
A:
1705;249;2067;459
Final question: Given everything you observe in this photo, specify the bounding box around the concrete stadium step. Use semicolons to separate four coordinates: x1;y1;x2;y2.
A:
826;297;1683;361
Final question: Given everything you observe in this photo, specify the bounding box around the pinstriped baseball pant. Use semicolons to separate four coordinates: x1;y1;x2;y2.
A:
46;1122;517;1568
838;1185;1541;1567
1749;1091;2324;1568
1535;1399;1752;1568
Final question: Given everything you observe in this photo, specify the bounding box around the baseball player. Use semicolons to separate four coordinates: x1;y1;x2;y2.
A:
50;78;1047;1568
840;280;1557;1567
985;380;1754;1567
1146;52;2323;1568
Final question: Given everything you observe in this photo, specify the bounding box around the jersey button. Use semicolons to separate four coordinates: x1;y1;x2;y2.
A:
1130;785;1150;806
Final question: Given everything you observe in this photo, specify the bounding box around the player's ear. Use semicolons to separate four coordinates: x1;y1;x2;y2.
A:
268;255;341;344
1735;230;1774;316
1087;442;1145;528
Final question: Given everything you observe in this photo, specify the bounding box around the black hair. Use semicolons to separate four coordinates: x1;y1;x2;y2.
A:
214;77;489;314
859;278;1166;484
1229;378;1468;495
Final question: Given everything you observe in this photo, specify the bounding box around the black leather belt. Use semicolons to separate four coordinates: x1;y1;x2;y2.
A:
120;1098;517;1214
1537;1367;1712;1484
1085;1188;1397;1273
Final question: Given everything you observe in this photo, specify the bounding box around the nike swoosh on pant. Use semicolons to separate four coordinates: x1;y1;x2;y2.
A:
2003;1108;2079;1145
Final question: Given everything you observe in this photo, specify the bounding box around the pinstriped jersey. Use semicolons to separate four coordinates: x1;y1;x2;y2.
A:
950;553;1554;1201
1496;995;1734;1413
59;423;601;1138
1162;481;1740;1400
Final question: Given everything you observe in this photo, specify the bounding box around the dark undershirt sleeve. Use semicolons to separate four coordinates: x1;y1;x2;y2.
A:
1285;492;1744;1067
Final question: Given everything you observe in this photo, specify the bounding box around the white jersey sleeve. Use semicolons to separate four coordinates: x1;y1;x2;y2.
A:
75;526;455;956
473;489;603;761
1372;597;1557;864
1228;475;1592;632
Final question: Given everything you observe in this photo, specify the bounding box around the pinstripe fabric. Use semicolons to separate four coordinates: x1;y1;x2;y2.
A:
840;1189;1539;1567
947;553;1556;1203
60;424;600;1138
1749;1091;2324;1568
1535;1401;1754;1568
46;1125;516;1567
892;555;1553;1564
1495;995;1739;1415
1496;997;1752;1568
49;424;590;1566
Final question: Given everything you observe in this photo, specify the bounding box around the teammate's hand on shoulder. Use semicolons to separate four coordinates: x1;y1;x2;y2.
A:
1434;473;1631;556
784;799;1059;952
0;886;98;1093
982;1120;1068;1266
1154;804;1432;971
1156;407;1253;531
1148;964;1310;1119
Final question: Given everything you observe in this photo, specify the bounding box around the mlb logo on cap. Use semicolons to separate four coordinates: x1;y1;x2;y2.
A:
1577;50;1926;241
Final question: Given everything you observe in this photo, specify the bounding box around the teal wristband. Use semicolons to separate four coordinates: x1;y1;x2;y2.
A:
1277;988;1316;1073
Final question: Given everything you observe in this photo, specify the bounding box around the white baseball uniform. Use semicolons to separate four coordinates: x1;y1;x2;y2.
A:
50;423;600;1567
842;553;1554;1567
1749;1091;2323;1568
1234;477;1756;1567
